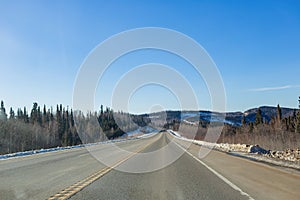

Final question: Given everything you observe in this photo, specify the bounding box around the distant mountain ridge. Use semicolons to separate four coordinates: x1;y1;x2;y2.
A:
243;106;297;123
145;106;298;126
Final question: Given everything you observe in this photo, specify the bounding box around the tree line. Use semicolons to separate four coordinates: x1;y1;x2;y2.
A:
1;98;299;154
0;101;148;154
177;102;300;150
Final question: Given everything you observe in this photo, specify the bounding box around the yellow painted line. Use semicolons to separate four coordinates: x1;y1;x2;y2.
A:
47;136;158;200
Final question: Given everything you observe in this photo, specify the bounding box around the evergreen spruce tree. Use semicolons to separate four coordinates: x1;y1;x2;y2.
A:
276;104;282;130
17;108;23;120
276;104;282;122
70;109;75;127
37;106;42;125
62;109;70;146
0;100;7;120
42;104;49;126
56;105;64;141
255;107;263;125
23;107;29;123
9;107;15;120
100;105;103;115
50;106;54;121
30;102;38;123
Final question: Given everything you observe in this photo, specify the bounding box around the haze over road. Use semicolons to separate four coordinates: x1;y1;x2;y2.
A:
0;132;299;200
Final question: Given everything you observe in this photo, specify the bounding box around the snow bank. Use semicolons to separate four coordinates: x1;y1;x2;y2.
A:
167;130;182;137
167;130;300;168
268;149;300;162
0;145;83;160
216;143;252;153
183;120;197;126
0;130;158;160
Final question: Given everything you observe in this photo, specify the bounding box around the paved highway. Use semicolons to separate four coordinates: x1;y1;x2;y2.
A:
0;132;299;200
0;134;159;199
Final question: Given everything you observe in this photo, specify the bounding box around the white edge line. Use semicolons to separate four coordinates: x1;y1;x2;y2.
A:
172;138;255;200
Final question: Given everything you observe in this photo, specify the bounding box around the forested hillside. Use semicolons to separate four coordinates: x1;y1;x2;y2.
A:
172;103;300;150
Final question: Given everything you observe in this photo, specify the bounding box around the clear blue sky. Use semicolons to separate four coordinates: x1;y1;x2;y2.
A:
1;0;300;113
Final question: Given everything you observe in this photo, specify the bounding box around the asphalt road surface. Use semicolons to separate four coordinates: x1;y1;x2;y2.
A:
0;132;299;200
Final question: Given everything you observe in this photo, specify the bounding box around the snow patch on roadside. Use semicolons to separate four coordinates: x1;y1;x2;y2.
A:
183;119;197;126
167;130;300;169
0;130;158;160
167;130;182;138
0;145;83;160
